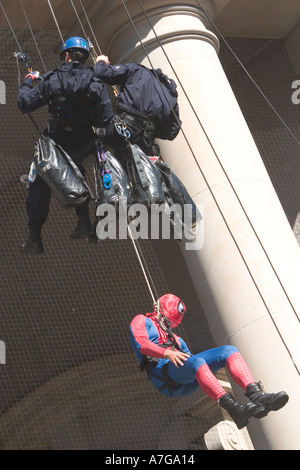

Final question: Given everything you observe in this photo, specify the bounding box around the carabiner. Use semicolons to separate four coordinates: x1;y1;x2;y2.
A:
101;169;112;189
114;121;131;139
14;51;32;72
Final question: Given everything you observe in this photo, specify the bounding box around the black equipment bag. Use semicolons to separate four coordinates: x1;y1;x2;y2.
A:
127;144;166;207
154;159;202;230
33;136;92;209
94;147;132;208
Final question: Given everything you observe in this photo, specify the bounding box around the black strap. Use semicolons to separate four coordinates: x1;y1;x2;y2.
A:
139;355;159;372
118;108;156;126
147;363;176;394
28;112;43;136
158;315;182;352
131;145;149;190
139;338;177;374
117;110;157;148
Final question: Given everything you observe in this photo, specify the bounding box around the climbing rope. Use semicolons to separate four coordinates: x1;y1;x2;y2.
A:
0;1;22;50
76;0;102;55
68;0;119;97
46;0;64;44
0;1;44;135
19;0;47;73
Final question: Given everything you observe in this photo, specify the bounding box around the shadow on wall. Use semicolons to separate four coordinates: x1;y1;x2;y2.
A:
0;353;218;450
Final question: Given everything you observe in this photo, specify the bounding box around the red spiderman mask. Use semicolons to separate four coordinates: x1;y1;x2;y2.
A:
155;293;186;329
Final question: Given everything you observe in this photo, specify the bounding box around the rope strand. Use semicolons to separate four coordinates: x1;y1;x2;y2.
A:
46;0;64;44
19;0;47;73
78;0;102;54
0;1;22;51
69;0;89;43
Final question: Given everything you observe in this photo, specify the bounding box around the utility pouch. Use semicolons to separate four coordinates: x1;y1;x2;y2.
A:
154;159;202;231
33;136;93;209
127;144;165;207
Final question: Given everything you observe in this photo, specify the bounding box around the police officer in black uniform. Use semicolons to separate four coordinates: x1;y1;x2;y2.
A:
17;37;115;254
93;55;182;158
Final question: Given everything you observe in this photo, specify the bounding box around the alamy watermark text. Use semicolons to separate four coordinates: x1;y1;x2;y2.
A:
95;198;204;251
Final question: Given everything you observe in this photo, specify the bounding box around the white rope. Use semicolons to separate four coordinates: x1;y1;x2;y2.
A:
78;0;102;54
69;0;89;42
46;0;64;44
127;223;157;303
0;1;22;50
19;0;47;73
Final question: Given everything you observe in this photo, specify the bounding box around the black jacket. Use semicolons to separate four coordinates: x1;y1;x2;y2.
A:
17;61;114;134
93;61;181;140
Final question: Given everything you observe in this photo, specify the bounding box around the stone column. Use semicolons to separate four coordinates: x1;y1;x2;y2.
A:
96;1;300;450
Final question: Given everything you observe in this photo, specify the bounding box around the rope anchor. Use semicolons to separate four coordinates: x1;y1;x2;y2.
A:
14;51;32;72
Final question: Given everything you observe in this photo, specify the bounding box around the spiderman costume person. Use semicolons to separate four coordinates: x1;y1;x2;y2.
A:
129;294;289;430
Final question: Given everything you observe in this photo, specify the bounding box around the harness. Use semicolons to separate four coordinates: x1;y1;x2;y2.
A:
139;315;183;395
117;108;159;155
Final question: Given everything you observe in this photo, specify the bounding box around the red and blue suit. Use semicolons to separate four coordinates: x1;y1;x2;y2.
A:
129;294;255;400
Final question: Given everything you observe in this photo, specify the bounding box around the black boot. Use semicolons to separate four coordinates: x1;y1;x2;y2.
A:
70;216;93;239
219;393;257;429
70;203;93;239
20;223;44;254
88;219;99;244
245;382;289;418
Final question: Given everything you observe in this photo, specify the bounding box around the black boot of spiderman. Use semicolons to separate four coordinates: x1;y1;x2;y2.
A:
219;393;257;429
245;382;289;418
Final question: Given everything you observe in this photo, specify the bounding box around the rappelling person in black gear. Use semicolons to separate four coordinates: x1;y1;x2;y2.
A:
92;55;201;238
92;55;193;231
93;55;182;161
17;37;115;254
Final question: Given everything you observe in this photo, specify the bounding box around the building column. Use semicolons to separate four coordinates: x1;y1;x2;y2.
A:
97;1;300;450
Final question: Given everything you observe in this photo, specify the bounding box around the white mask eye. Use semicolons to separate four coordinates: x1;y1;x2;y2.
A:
177;301;185;314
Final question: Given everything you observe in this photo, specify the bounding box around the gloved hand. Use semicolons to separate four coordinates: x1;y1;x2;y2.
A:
24;71;40;81
95;127;106;139
96;55;110;64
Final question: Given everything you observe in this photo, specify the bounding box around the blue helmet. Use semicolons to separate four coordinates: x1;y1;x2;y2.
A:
61;37;90;58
